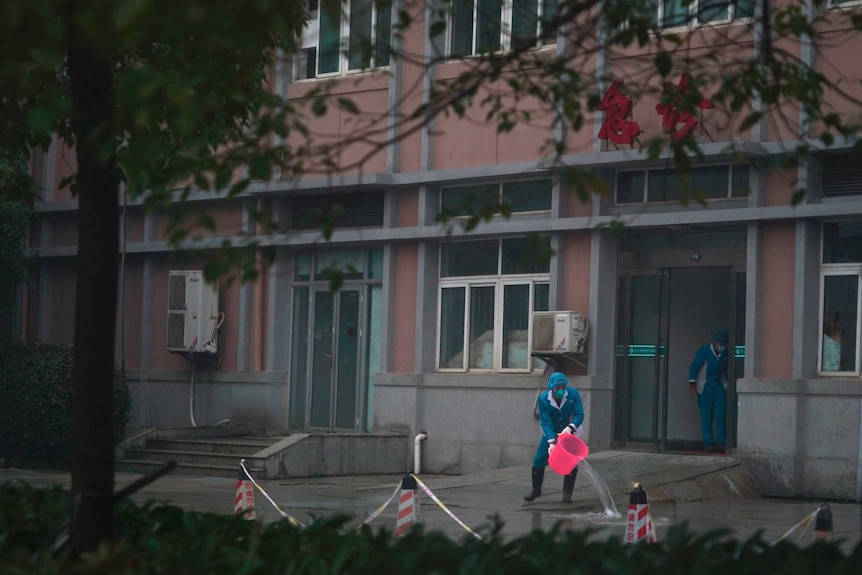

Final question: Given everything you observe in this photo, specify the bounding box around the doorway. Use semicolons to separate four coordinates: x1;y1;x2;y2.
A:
613;230;746;452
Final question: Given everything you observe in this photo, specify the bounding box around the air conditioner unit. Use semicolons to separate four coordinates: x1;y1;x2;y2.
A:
167;270;220;354
530;311;589;355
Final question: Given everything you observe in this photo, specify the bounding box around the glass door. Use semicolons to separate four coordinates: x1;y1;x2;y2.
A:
309;287;362;431
615;271;669;449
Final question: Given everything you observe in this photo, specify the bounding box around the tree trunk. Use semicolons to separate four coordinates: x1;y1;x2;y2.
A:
64;2;120;554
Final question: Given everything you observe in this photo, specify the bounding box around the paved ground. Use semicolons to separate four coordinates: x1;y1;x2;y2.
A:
4;450;861;553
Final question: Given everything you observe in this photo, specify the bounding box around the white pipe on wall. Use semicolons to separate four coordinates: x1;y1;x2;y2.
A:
414;431;428;474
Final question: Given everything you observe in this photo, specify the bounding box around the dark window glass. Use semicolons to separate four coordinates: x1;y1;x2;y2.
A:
731;164;750;197
375;0;392;66
441;240;499;276
617;171;646;204
662;0;688;27
540;0;558;42
502;236;551;274
693;165;730;199
512;0;538;46
823;221;862;264
451;0;475;57
503;180;552;212
319;0;341;74
441;184;499;217
477;0;502;53
734;0;754;18
698;0;729;22
348;0;373;70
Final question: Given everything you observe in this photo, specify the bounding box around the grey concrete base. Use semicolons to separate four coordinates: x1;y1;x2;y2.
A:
261;433;409;478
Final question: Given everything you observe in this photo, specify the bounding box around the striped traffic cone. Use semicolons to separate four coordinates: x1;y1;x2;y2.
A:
624;483;656;544
234;463;256;520
394;473;420;537
814;503;833;541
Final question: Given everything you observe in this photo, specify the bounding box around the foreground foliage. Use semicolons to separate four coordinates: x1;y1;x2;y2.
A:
0;343;131;461
0;482;859;575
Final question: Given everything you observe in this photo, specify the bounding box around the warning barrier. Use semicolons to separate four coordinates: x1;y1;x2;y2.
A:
234;463;256;519
814;503;833;541
234;463;481;541
394;473;420;537
624;483;656;544
772;502;834;544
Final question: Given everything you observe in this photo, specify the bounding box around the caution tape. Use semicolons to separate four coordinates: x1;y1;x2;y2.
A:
357;480;403;526
771;506;819;545
411;474;483;541
240;459;305;527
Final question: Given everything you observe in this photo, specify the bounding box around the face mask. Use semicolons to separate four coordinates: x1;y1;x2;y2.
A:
716;345;726;353
553;388;565;400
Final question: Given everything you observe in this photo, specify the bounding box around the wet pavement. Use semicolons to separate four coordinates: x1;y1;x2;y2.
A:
4;450;861;553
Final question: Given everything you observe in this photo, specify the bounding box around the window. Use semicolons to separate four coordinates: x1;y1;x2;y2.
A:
616;164;749;204
653;0;753;29
819;221;862;374
296;0;392;79
438;237;551;372
448;0;558;58
441;179;553;218
822;153;862;197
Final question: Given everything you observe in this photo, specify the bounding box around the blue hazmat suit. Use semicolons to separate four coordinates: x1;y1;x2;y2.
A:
688;334;728;448
532;371;585;468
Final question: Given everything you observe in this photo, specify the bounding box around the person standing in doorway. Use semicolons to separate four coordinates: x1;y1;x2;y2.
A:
524;371;585;503
688;330;729;453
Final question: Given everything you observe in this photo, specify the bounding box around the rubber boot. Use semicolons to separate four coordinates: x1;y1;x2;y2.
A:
523;467;545;501
561;467;578;503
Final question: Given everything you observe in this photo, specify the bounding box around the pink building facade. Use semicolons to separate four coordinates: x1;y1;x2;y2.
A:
19;1;862;500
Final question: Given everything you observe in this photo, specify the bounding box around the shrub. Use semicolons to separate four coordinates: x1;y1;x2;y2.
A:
0;481;859;575
0;343;131;461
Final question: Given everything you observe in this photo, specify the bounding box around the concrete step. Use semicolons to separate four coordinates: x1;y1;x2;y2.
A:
116;458;265;479
144;437;282;455
121;447;262;468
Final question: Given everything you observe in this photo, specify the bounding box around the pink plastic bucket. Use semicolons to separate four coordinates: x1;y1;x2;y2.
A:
548;434;589;475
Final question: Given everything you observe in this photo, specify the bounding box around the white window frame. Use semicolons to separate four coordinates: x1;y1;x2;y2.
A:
296;0;391;80
818;267;862;376
655;0;754;30
437;276;549;372
447;0;556;58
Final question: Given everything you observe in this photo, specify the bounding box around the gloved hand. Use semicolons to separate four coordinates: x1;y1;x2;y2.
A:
548;440;556;455
560;424;576;435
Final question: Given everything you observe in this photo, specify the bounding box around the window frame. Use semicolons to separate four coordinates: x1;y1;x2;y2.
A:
436;238;551;373
818;258;862;377
296;0;391;80
440;178;554;218
653;0;754;30
615;164;749;205
447;0;557;59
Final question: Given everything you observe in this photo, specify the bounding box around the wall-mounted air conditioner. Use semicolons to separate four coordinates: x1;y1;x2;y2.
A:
530;311;589;355
167;270;220;354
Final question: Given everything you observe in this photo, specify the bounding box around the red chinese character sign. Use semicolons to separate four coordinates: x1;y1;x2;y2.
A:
655;74;715;141
597;79;643;147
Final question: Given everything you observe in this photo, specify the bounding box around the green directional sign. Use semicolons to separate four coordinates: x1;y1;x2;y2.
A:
619;344;666;357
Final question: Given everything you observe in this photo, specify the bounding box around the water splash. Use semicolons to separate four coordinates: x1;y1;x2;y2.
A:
578;458;621;518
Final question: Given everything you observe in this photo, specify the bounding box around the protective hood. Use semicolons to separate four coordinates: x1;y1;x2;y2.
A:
547;371;568;390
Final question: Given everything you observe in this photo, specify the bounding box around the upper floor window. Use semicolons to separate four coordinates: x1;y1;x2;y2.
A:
448;0;558;58
819;221;862;375
438;237;551;372
441;179;553;219
654;0;753;29
821;153;862;198
616;164;749;204
295;0;391;80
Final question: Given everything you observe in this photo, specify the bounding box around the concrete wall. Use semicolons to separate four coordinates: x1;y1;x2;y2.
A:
125;370;288;435
736;378;862;502
372;372;602;476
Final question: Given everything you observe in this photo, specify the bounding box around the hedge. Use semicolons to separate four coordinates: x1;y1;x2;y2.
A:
0;342;131;461
0;481;859;575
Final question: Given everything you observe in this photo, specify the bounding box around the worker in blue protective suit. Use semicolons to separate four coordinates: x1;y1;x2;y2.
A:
524;371;585;503
688;330;729;453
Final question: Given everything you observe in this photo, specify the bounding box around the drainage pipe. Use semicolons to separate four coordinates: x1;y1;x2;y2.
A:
414;431;428;474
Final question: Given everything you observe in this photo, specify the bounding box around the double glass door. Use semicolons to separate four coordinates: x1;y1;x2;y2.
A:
615;266;745;451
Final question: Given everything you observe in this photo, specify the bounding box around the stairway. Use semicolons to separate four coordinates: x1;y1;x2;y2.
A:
117;426;410;480
116;425;280;479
